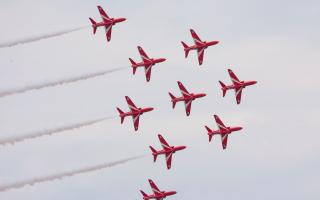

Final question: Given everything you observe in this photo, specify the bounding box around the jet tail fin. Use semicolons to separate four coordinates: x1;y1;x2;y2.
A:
205;126;214;142
168;92;177;109
89;18;97;34
116;107;125;124
181;41;190;58
129;58;137;74
219;81;227;97
140;190;148;197
149;146;158;162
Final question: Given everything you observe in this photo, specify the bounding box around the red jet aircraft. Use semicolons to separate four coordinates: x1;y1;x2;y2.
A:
219;69;257;104
140;179;177;200
169;81;206;116
116;96;154;131
129;46;166;82
205;115;243;149
181;29;219;65
89;6;126;42
150;134;186;170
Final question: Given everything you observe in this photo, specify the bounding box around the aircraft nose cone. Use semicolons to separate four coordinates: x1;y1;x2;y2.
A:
253;81;257;84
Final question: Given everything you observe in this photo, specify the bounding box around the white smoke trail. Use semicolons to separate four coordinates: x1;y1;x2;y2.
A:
0;116;114;146
0;155;145;192
0;26;88;48
0;67;126;97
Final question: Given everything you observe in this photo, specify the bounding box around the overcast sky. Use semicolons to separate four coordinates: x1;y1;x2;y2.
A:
0;0;319;199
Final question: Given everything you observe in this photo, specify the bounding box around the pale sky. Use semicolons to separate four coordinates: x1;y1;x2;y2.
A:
0;0;319;199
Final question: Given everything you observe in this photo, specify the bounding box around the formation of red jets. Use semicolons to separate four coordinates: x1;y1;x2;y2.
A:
90;5;257;199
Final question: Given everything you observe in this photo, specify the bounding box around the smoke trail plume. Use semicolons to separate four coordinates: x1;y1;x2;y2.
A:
0;67;126;97
0;155;145;192
0;116;114;146
0;26;88;48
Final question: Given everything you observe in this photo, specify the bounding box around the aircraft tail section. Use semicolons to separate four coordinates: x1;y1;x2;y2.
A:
168;92;177;109
129;58;138;74
140;190;148;198
116;107;125;124
219;81;227;97
205;126;215;142
89;18;97;34
181;41;190;58
149;146;158;162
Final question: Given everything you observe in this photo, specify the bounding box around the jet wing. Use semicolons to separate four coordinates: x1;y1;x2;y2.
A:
197;47;205;65
138;46;151;62
132;114;140;131
148;179;161;195
235;87;243;104
214;115;227;131
158;134;170;150
125;96;138;112
144;64;153;82
228;69;241;85
165;152;173;170
221;134;228;149
98;6;112;22
105;25;112;41
177;81;191;98
190;29;203;45
184;99;192;116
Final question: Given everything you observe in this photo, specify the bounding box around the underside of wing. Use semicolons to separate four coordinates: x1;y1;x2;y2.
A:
190;29;203;45
165;152;173;169
138;46;151;62
125;96;138;112
98;6;111;22
228;69;241;85
105;25;112;41
184;99;192;116
221;134;228;149
177;81;190;98
214;115;227;131
197;47;205;65
144;65;152;82
149;179;161;195
235;88;243;104
132;114;140;131
158;134;170;150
